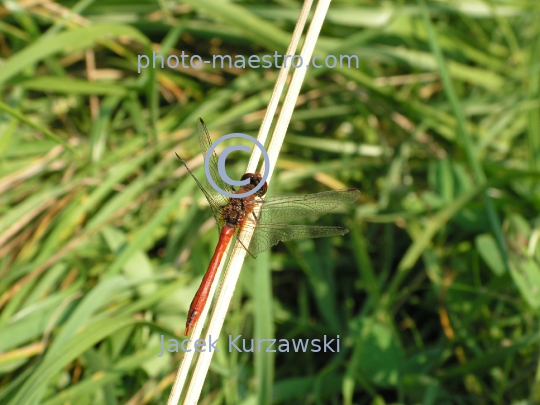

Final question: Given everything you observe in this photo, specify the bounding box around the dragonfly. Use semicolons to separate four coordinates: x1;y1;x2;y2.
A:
177;118;361;335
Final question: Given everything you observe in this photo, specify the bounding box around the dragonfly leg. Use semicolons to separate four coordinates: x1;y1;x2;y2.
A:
250;210;262;223
236;237;255;258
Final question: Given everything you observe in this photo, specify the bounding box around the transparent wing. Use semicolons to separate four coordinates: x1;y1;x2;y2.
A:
176;118;233;229
175;152;225;229
197;118;231;208
255;189;361;225
243;223;349;257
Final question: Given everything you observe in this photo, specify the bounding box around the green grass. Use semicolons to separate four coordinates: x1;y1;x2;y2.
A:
1;0;540;404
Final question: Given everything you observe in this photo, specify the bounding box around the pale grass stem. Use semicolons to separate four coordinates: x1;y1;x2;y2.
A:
166;1;332;403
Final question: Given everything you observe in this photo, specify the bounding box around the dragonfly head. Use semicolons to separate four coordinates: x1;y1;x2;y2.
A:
241;173;267;197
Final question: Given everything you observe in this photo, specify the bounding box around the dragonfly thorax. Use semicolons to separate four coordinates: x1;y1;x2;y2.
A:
222;196;253;228
221;173;266;228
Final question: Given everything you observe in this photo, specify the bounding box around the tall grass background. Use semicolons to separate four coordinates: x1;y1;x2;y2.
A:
1;0;540;404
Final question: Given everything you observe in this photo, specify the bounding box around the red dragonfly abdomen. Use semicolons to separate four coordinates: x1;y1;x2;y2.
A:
184;226;235;336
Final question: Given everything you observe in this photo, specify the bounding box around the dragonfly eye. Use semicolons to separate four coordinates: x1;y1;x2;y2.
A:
241;173;255;181
252;173;267;196
257;181;268;197
241;173;262;186
241;173;267;196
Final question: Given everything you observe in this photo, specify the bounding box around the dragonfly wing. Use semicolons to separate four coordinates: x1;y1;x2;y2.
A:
197;118;230;207
176;152;225;230
245;224;349;257
258;189;361;225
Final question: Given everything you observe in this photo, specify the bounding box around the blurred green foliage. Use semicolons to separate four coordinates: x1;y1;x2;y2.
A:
1;0;540;404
